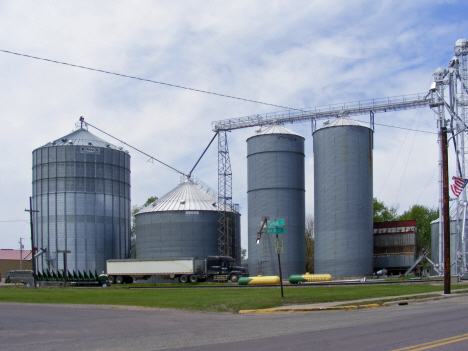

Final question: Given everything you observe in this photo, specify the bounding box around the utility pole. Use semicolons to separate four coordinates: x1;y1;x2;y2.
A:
25;197;39;289
19;237;24;270
442;127;451;294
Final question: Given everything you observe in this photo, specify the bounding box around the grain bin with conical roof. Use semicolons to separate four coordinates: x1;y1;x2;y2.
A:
32;123;131;274
247;125;306;278
135;179;241;262
313;116;373;278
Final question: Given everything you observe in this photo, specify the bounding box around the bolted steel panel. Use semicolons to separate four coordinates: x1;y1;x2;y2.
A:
431;219;461;275
135;210;227;260
32;128;131;274
313;120;373;278
135;180;242;263
247;127;306;278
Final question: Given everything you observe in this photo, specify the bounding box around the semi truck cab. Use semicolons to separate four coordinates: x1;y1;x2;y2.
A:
205;256;247;283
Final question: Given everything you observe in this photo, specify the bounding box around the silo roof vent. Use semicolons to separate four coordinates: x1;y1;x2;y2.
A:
315;116;370;131
41;128;120;149
254;124;301;136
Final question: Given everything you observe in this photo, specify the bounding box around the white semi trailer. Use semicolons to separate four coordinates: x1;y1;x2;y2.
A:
106;256;247;284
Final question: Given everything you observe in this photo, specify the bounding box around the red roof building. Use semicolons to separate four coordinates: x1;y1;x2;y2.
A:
0;249;33;280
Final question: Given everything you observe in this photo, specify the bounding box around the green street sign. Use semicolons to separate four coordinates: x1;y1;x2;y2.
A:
267;219;285;228
266;227;287;234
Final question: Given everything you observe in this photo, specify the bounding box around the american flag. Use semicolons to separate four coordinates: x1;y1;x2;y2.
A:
451;176;468;197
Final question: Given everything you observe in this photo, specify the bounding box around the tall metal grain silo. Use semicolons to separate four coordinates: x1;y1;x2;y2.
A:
135;179;241;263
430;219;460;275
32;124;131;274
313;116;373;278
247;125;306;278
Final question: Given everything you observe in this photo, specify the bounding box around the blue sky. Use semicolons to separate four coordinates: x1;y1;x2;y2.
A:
1;1;467;252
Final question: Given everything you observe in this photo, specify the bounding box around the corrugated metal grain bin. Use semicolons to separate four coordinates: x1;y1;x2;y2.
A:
373;220;417;272
135;179;241;263
313;117;373;278
431;219;460;275
32;125;131;273
247;125;306;278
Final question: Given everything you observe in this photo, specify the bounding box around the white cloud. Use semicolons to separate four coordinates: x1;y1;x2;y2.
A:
0;1;467;254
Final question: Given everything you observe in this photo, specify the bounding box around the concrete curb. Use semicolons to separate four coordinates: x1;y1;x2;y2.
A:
238;303;386;314
238;290;468;314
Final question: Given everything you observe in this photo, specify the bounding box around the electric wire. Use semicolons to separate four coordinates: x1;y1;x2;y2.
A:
376;111;422;199
82;120;188;177
394;108;424;205
0;220;29;223
416;165;438;204
1;50;438;135
0;49;307;113
354;118;436;134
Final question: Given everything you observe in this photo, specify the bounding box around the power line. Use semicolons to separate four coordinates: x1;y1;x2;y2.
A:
1;50;437;135
82;119;188;177
374;122;436;134
1;50;437;136
0;220;29;223
0;49;306;112
353;117;436;134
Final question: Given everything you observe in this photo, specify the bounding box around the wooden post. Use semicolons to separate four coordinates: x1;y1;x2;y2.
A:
25;197;39;289
276;234;284;298
441;127;451;294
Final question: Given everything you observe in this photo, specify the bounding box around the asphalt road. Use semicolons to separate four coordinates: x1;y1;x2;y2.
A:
2;296;468;351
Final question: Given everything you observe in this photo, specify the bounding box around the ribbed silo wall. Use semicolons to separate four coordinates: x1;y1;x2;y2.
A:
135;210;220;259
233;212;242;263
32;145;131;273
430;220;459;275
247;134;306;278
313;125;373;277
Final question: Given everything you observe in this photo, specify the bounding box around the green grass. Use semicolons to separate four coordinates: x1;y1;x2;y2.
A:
0;284;462;313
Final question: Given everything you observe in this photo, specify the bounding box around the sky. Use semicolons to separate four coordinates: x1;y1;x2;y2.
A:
1;1;467;253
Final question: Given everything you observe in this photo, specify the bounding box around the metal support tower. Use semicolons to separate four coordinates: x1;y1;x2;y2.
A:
211;39;468;278
451;39;468;275
214;93;434;261
212;93;430;132
217;131;234;257
430;67;448;276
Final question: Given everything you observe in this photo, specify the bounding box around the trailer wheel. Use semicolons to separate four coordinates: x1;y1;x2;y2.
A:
179;275;188;283
108;276;115;284
230;274;239;283
115;276;124;284
189;275;198;283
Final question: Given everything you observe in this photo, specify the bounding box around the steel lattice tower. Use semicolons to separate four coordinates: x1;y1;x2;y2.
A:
217;131;234;257
452;39;468;275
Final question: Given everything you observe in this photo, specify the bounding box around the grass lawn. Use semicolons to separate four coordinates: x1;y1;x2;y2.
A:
0;284;462;313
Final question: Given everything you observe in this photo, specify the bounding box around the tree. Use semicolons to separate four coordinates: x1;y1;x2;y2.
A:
397;205;438;255
373;198;398;223
143;196;158;208
305;214;315;273
241;248;247;260
130;196;158;258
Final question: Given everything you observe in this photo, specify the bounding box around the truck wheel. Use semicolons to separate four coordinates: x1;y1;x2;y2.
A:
115;276;124;284
179;275;188;283
189;275;198;283
230;274;239;283
125;276;134;284
108;276;115;284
